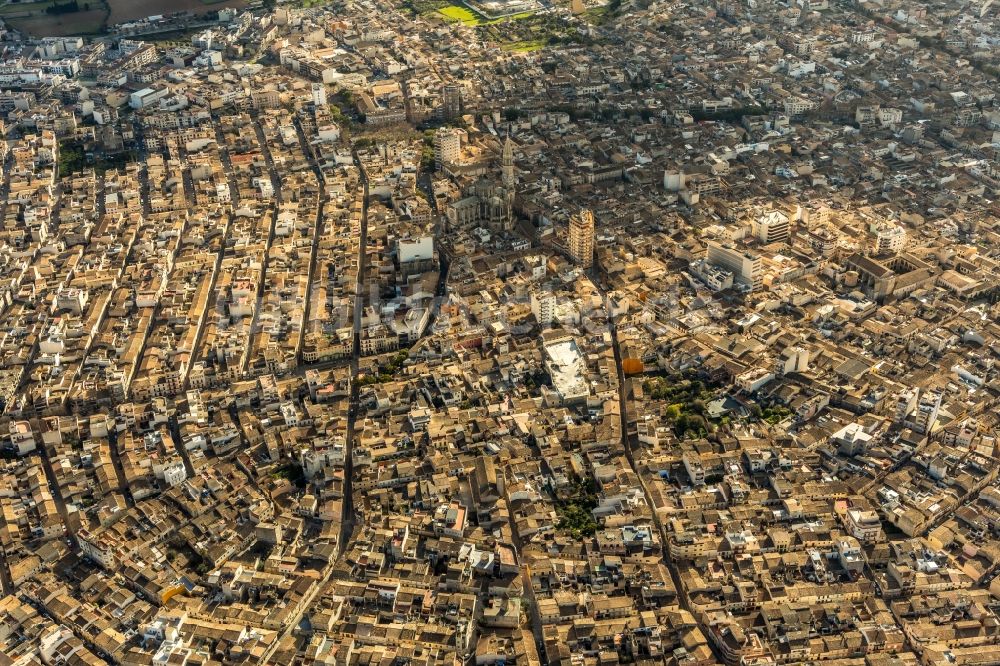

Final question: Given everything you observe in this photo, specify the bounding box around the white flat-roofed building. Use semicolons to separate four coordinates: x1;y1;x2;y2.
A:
544;335;589;404
129;86;168;109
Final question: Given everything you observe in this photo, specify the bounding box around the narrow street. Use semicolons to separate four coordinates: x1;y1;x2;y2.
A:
124;160;189;397
341;148;370;555
606;318;691;603
0;543;14;596
106;429;135;509
597;272;720;658
184;121;241;390
256;147;369;666
168;417;197;480
36;443;77;548
506;506;544;659
293;114;328;365
242;114;281;376
418;170;451;333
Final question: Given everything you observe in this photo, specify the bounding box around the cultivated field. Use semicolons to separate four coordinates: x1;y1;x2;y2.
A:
106;0;246;26
0;0;249;34
433;2;533;25
436;4;479;24
0;0;107;35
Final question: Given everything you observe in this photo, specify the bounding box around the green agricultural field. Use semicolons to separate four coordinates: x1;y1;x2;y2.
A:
433;3;533;26
436;4;480;24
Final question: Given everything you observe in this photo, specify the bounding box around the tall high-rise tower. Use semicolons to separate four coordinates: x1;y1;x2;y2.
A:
568;209;595;268
753;209;790;245
434;127;462;168
312;83;327;107
441;84;462;119
874;224;906;256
